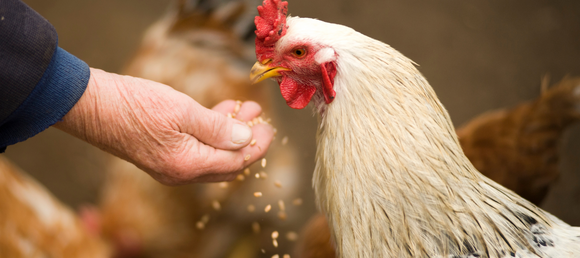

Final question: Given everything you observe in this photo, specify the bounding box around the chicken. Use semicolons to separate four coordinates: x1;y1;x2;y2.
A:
95;0;303;257
457;76;580;205
0;156;110;258
293;76;580;258
249;0;580;257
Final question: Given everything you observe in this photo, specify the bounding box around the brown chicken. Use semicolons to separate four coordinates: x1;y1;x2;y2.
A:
94;0;303;257
457;76;580;205
292;76;580;257
0;156;110;258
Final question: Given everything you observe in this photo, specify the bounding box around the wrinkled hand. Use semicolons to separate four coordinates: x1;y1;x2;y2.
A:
54;68;274;185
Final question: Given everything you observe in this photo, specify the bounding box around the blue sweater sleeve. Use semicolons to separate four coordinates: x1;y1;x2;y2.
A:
0;0;89;152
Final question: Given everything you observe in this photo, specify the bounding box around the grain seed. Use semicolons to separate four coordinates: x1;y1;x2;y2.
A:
261;249;266;253
259;171;268;179
261;158;267;168
218;182;228;188
264;204;272;212
255;173;260;179
247;204;255;212
278;200;285;211
274;181;282;188
283;255;290;258
244;168;250;176
234;100;242;114
196;221;205;230
252;222;260;234
236;174;245;181
278;211;287;221
212;200;221;211
272;255;279;258
227;113;233;118
271;231;279;239
282;136;288;145
247;121;254;127
254;192;262;197
273;239;278;248
244;154;251;161
292;198;303;206
201;214;210;224
250;139;257;146
286;231;298;241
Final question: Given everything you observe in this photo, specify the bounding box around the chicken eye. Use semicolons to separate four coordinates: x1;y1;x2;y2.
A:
292;48;307;58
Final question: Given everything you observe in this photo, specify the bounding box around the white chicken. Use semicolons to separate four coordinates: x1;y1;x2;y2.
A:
249;0;580;257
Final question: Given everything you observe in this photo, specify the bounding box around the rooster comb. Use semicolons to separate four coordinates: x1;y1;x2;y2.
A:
254;0;288;61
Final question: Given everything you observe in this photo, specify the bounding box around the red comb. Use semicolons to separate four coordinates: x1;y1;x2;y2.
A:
255;0;288;61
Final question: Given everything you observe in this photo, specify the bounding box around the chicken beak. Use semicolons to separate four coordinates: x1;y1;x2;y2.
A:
250;60;291;84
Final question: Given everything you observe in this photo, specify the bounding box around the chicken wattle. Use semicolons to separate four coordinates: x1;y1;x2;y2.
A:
250;0;580;257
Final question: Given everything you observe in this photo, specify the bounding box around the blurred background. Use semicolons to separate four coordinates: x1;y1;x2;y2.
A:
4;0;580;256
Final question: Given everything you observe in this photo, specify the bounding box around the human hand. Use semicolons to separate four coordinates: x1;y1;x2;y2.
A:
54;68;274;185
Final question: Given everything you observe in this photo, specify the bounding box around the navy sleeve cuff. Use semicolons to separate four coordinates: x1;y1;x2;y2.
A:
0;47;90;152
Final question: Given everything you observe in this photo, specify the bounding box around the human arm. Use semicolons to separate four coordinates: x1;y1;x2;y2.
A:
54;68;274;185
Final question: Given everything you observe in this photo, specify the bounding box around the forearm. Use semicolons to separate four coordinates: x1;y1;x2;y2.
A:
0;0;89;152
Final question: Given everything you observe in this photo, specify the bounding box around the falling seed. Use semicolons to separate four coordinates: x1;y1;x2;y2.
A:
274;181;282;188
196;221;205;230
265;204;272;212
252;222;260;234
218;182;228;188
250;139;257;146
259;171;268;179
273;128;278;135
282;136;288;145
254;192;262;197
278;200;285;211
272;255;279;258
201;214;210;224
236;174;245;181
271;231;279;239
273;239;278;248
261;249;266;254
261;158;267;168
292;198;303;206
212;200;221;211
283;255;290;258
255;173;260;179
247;204;255;212
286;231;298;241
278;211;287;221
244;154;251;161
244;168;250;176
247;121;254;127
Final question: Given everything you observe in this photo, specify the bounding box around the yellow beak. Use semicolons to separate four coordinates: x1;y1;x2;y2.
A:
249;60;291;84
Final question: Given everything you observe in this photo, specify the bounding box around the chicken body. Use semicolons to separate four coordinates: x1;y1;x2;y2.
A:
0;156;110;258
250;2;580;256
294;77;580;258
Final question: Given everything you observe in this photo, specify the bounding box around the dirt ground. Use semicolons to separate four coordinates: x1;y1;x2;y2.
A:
5;0;580;242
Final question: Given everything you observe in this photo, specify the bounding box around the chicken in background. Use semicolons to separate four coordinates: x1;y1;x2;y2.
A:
0;156;110;258
293;77;580;258
94;0;303;257
457;76;580;205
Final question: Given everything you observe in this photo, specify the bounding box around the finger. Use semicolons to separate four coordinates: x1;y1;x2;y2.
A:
234;101;262;122
185;102;254;150
211;100;237;115
183;122;275;183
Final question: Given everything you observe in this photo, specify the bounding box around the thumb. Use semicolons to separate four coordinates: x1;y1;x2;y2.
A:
186;103;253;150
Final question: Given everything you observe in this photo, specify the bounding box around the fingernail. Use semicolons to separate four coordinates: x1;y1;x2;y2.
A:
232;123;252;144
